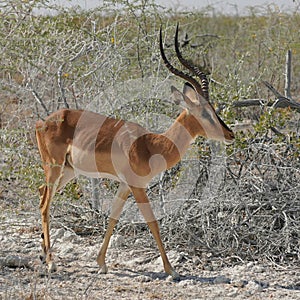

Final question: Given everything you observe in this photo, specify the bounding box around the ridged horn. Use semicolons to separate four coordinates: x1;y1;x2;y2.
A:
159;25;205;98
174;23;210;100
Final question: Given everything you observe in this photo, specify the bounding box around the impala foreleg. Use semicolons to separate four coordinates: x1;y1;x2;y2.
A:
147;220;180;280
97;183;130;273
131;187;180;280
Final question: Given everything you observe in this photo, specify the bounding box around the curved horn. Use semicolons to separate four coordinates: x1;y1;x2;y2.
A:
159;26;205;98
174;23;210;100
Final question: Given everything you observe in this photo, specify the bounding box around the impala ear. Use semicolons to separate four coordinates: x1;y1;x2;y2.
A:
171;86;183;105
171;85;195;108
183;82;207;105
183;82;198;104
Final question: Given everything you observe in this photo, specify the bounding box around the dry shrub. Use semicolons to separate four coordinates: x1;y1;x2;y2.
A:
160;133;300;265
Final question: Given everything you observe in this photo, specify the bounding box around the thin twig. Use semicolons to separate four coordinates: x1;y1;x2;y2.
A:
285;50;292;99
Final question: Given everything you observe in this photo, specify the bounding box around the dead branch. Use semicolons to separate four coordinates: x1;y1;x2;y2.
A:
233;97;300;113
285;50;292;98
233;50;300;113
28;85;49;115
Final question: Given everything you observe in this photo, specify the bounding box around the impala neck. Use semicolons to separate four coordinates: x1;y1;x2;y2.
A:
162;110;198;166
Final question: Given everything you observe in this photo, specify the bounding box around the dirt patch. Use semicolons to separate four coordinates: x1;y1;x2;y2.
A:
1;211;300;300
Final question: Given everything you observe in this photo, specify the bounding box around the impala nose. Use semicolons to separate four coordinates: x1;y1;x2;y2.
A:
224;131;235;145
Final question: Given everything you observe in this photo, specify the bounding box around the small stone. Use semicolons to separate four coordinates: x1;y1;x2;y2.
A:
254;280;269;289
134;238;145;246
203;265;214;271
193;257;201;266
227;288;239;297
166;275;174;282
245;280;258;295
178;279;195;286
62;231;77;242
167;250;180;262
138;275;152;282
60;244;74;255
0;255;31;269
245;280;268;294
213;275;231;284
253;265;266;273
231;278;248;288
109;234;125;248
52;228;65;239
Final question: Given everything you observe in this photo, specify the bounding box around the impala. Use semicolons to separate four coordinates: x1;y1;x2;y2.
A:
35;24;234;280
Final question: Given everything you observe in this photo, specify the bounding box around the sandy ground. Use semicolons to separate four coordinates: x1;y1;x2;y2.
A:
1;210;300;300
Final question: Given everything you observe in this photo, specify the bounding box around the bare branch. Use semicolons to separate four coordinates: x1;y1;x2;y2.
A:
57;42;95;109
233;81;300;113
285;50;292;99
28;85;49;115
57;63;69;109
233;97;300;113
263;81;283;98
233;99;267;107
270;126;285;137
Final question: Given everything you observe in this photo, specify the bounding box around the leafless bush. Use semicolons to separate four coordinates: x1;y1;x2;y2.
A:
159;133;300;265
1;0;300;270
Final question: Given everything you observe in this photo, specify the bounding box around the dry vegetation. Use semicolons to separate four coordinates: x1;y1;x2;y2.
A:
1;0;300;299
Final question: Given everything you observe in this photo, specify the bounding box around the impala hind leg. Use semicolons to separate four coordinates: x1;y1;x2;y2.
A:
39;164;62;272
39;164;75;272
131;187;180;280
97;182;131;273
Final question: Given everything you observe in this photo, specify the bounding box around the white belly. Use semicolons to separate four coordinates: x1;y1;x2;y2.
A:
73;168;121;182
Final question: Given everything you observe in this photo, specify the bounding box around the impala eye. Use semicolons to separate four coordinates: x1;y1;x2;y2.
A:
201;109;215;125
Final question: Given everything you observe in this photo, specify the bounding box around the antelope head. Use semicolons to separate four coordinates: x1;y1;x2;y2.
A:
160;24;234;144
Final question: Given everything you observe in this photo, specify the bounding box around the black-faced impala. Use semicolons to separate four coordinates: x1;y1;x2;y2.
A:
36;24;234;280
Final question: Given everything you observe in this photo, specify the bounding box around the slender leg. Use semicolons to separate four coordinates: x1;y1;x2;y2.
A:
39;164;64;272
130;187;180;280
97;182;130;273
39;184;48;262
39;163;74;272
